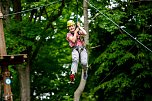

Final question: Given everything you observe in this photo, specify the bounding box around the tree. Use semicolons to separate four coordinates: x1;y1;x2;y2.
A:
4;0;65;100
2;0;152;100
74;0;89;101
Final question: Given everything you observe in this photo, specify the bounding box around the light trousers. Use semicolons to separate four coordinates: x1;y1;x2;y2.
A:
71;46;88;74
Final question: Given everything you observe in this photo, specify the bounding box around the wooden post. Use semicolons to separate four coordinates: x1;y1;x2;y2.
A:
0;8;13;101
0;8;7;55
0;3;27;101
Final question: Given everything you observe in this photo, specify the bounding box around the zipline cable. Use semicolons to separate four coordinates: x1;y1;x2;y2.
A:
0;0;61;17
76;0;79;23
84;0;152;53
99;44;136;83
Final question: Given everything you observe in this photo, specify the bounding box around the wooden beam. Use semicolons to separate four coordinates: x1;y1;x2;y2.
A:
0;54;27;66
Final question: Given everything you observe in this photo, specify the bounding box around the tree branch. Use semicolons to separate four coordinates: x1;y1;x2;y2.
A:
30;0;65;64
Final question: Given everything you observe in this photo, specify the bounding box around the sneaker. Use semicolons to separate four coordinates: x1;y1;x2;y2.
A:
83;70;88;80
70;74;75;83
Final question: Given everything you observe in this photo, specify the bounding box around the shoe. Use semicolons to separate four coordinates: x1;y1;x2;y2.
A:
83;70;88;80
70;74;75;83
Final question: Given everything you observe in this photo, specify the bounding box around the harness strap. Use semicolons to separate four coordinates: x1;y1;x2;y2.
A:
73;46;85;53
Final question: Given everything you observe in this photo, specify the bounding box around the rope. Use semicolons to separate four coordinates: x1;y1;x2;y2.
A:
76;0;79;23
0;0;61;17
99;45;135;83
84;0;152;53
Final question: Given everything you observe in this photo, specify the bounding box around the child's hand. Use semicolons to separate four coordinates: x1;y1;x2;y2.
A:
75;27;79;32
77;22;80;27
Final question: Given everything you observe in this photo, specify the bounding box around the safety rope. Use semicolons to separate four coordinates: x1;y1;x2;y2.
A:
84;0;152;53
76;0;79;23
0;0;61;17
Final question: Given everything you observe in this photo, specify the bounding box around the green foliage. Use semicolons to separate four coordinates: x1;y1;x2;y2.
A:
87;0;152;101
2;0;152;100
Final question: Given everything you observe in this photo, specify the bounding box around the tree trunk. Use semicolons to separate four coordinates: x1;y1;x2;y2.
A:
17;63;30;101
0;80;2;100
12;0;30;100
12;0;22;21
83;0;89;46
74;69;87;101
1;0;10;23
74;0;89;101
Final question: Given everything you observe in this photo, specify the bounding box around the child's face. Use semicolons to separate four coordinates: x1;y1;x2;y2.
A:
68;25;75;32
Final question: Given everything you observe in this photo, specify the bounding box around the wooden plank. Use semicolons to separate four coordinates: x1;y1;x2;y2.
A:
0;54;27;66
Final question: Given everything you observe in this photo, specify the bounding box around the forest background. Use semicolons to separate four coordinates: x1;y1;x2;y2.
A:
0;0;152;101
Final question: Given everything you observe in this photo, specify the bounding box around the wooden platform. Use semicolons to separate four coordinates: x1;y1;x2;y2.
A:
0;54;27;66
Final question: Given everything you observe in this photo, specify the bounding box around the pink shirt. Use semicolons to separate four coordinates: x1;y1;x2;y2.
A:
66;31;85;47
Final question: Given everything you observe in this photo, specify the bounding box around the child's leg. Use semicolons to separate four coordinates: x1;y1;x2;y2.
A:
80;48;88;80
80;48;88;69
71;49;79;74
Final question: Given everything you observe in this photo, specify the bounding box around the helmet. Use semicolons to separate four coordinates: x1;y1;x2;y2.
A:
67;20;75;27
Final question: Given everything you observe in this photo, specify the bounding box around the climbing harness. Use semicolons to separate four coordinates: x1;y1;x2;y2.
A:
73;46;85;53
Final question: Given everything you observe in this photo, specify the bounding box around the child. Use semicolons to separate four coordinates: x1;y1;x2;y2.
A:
66;20;88;83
